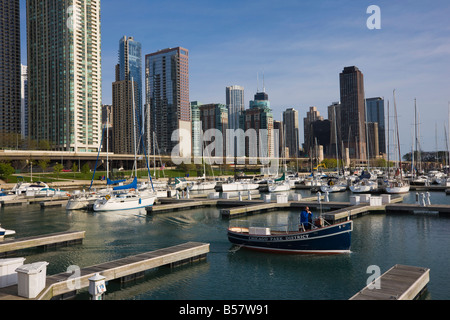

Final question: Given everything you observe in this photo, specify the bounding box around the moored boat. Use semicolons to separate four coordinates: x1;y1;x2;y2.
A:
227;219;352;254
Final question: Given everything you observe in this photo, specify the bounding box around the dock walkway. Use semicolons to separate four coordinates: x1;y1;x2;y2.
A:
0;231;85;258
0;241;209;300
350;264;430;300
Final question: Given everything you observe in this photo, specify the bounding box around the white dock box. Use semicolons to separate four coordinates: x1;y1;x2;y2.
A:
381;194;391;204
350;196;360;205
263;194;271;203
16;261;49;298
276;194;288;203
369;196;382;206
360;194;371;203
0;258;25;288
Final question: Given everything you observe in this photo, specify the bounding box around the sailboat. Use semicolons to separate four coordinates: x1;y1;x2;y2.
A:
351;99;378;193
385;90;410;194
93;79;156;211
188;143;216;191
321;106;347;193
268;172;291;192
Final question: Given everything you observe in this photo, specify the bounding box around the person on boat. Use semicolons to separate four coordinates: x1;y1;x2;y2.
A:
300;207;312;231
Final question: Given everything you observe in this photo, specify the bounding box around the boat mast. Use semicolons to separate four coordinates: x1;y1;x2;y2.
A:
131;78;138;179
393;90;402;179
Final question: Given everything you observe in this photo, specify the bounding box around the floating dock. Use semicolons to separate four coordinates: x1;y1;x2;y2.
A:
350;264;430;300
0;231;85;258
0;195;69;208
0;242;209;300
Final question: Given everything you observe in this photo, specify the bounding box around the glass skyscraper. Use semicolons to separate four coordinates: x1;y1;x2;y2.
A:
27;0;102;152
145;47;190;156
119;36;143;133
366;97;386;155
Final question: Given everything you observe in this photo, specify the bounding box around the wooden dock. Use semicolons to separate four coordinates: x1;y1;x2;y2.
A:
350;264;430;300
385;203;450;215
0;242;209;300
0;195;69;207
0;231;85;258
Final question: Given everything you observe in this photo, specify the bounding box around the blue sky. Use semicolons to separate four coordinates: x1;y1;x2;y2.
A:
20;0;450;154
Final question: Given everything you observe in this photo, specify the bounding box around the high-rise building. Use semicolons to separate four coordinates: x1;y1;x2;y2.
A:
191;101;202;157
303;106;323;156
339;66;366;160
199;103;228;157
327;102;341;157
112;36;142;155
27;0;102;152
366;97;386;156
118;36;143;133
0;0;21;147
226;85;244;130
21;65;29;138
242;91;274;158
283;108;299;157
145;47;190;156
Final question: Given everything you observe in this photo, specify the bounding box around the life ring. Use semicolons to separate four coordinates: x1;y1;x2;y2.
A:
328;180;334;186
105;194;111;200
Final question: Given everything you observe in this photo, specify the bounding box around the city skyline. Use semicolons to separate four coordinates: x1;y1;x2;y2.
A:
19;0;450;154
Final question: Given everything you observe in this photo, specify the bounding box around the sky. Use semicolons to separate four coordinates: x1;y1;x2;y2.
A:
20;0;450;156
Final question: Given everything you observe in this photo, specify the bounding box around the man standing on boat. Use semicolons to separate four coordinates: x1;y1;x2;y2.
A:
300;207;312;231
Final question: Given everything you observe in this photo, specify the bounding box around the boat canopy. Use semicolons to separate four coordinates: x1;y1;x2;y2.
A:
107;178;127;185
113;177;137;190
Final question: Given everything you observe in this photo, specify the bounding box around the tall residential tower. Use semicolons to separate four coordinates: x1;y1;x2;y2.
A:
0;0;21;147
27;0;102;152
145;47;190;156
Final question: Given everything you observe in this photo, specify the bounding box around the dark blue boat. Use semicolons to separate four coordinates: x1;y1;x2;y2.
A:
228;220;352;254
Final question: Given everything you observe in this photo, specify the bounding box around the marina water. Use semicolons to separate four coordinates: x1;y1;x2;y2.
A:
1;190;449;300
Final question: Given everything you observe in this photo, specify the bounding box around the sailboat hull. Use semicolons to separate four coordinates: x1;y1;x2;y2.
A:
93;192;156;211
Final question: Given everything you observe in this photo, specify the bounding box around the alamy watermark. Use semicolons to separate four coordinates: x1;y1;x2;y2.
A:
366;265;381;289
367;5;381;30
171;128;281;173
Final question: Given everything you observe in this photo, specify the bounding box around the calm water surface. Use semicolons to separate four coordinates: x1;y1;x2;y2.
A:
0;190;449;300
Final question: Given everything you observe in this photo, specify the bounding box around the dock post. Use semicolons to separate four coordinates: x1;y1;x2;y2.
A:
238;191;242;201
88;273;107;300
325;191;329;202
415;193;419;205
420;193;425;207
186;188;190;199
426;192;431;205
248;190;252;200
317;192;321;203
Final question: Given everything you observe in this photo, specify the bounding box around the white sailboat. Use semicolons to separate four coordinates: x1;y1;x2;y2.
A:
93;79;156;211
385;90;410;194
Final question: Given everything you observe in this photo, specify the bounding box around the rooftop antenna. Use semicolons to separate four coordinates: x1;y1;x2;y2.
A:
263;71;266;93
257;72;259;92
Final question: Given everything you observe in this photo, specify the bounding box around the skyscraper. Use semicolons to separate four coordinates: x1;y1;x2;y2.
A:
283;108;299;157
339;66;366;160
366;97;386;156
303;106;323;156
243;90;274;158
21;65;29;138
0;0;21;147
118;36;143;132
145;47;190;156
27;0;102;152
112;36;142;155
226;85;244;131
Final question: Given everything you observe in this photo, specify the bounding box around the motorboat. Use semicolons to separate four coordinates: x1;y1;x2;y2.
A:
384;179;410;194
320;178;347;193
220;180;259;192
228;218;352;254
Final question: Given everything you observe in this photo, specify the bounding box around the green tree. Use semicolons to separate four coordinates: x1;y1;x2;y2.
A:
53;162;63;178
71;163;78;178
0;162;15;182
81;163;91;175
